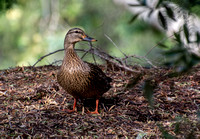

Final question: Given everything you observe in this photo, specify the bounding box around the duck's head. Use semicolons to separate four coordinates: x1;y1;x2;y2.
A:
64;28;97;46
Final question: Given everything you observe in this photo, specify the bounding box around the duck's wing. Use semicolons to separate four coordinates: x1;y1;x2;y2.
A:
86;62;112;93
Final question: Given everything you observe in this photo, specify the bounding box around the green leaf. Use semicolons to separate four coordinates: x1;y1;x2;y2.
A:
148;10;154;17
158;124;176;139
164;48;186;56
0;0;17;11
143;79;155;107
158;42;168;48
190;53;200;66
196;31;200;44
128;4;144;7
125;73;143;89
155;0;163;8
164;4;176;21
174;32;181;43
158;11;167;30
164;61;174;67
197;110;200;121
128;0;146;6
141;0;147;6
129;14;140;24
183;24;190;43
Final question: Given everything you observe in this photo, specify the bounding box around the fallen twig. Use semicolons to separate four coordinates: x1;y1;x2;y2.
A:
104;34;127;57
32;47;141;73
104;33;157;68
33;49;64;67
33;37;162;73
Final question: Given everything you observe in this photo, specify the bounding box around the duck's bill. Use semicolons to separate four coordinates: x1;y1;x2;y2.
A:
82;35;97;42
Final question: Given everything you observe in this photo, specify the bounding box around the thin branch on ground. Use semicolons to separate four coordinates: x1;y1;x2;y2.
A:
33;49;64;67
119;53;157;68
144;30;183;57
81;48;90;59
104;34;129;65
89;42;97;65
51;60;63;66
33;35;163;72
104;34;127;58
33;46;141;73
81;42;97;65
104;33;157;68
76;47;140;73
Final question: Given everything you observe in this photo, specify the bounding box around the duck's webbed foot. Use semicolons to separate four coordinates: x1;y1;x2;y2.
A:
62;98;77;113
87;99;100;114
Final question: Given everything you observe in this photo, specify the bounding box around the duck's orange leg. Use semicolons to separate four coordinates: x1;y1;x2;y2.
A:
63;98;77;113
87;99;100;114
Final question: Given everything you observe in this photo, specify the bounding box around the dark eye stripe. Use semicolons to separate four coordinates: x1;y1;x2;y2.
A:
67;29;84;35
68;30;82;34
75;31;80;33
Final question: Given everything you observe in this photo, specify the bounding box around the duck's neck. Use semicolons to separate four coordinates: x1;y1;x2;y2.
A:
65;44;81;63
62;43;89;72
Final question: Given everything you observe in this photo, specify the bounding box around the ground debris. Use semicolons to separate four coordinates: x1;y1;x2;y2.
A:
0;65;199;138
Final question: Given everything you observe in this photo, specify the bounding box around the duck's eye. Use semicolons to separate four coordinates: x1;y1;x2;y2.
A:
75;31;80;33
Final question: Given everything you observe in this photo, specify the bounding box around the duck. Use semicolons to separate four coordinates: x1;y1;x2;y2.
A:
57;28;112;114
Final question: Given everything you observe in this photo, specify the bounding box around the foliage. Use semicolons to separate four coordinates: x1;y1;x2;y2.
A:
0;0;164;69
128;0;177;30
129;0;200;16
143;79;155;107
129;1;200;137
163;29;200;72
158;124;175;139
168;0;200;15
128;1;200;75
0;0;17;11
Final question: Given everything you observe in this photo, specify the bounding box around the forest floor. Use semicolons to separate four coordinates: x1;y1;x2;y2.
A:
0;64;199;138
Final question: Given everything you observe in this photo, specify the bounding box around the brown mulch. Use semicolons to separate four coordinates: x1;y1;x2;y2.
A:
0;65;199;138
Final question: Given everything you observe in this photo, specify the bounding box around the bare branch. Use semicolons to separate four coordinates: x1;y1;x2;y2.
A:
143;57;157;68
104;34;127;58
89;42;97;65
144;31;180;57
104;33;158;68
81;48;90;59
33;48;64;67
76;47;141;73
121;54;157;68
51;60;62;66
33;46;142;73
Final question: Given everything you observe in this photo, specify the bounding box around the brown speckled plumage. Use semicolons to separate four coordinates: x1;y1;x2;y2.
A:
57;28;112;114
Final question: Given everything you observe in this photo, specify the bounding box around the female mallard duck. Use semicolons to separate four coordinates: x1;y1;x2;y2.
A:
57;28;112;114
